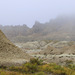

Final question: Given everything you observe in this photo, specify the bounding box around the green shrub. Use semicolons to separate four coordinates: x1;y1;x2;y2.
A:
0;65;7;69
67;64;75;70
9;66;19;71
54;65;64;71
23;63;38;73
30;58;43;65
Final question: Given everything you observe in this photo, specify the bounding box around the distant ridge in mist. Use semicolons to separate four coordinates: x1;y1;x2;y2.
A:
1;15;75;42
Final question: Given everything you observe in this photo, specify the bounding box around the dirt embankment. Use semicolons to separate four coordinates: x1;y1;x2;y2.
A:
0;30;31;65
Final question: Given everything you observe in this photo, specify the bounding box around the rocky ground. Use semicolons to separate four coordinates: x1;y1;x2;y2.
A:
15;40;75;65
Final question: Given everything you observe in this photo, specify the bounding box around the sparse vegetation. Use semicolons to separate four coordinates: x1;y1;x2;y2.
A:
0;58;75;75
65;60;73;66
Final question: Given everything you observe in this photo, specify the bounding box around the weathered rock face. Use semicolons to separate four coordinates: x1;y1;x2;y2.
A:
0;30;30;65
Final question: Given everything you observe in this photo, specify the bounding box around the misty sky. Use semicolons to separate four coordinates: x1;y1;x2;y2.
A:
0;0;75;27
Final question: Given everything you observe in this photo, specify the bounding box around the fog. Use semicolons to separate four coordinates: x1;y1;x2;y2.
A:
0;0;75;27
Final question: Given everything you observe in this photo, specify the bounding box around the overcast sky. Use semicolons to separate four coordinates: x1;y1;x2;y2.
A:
0;0;75;27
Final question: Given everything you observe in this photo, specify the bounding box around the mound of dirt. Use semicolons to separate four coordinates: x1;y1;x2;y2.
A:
0;30;31;65
61;45;75;54
38;45;62;55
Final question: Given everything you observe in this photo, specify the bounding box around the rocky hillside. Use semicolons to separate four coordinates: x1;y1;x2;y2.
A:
15;40;75;65
0;30;30;65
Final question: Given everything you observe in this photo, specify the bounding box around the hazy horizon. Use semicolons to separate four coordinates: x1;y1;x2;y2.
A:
0;0;75;27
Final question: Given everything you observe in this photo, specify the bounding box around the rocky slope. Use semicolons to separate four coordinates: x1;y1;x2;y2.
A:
0;30;30;65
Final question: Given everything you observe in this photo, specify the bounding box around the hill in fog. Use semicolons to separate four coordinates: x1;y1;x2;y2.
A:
0;15;75;42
